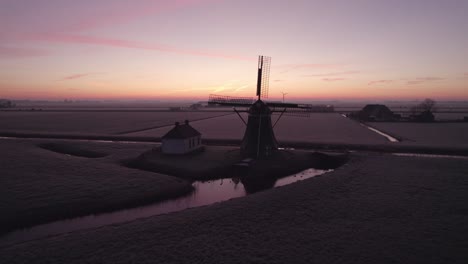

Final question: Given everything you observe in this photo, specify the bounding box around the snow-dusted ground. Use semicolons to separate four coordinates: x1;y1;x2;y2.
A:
127;113;389;145
370;122;468;148
4;111;466;150
0;139;191;234
0;111;229;134
433;113;467;121
1;110;468;263
1;153;468;263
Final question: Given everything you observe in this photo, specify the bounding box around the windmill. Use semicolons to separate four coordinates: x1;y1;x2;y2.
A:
280;91;288;102
208;55;313;158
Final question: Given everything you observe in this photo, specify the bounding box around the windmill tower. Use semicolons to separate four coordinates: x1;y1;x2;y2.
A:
241;56;277;157
208;56;313;158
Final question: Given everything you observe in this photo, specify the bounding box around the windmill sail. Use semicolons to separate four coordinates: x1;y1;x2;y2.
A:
206;55;334;158
208;94;254;107
256;56;271;99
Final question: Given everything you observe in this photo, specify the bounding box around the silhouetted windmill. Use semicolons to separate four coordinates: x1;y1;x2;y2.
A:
208;55;313;158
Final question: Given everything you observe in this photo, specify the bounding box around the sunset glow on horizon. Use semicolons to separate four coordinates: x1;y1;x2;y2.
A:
1;0;467;101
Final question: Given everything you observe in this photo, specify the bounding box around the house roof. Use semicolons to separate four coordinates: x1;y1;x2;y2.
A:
360;104;393;117
162;120;201;139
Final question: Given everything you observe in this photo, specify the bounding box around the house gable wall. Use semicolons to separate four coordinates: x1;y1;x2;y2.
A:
162;136;202;154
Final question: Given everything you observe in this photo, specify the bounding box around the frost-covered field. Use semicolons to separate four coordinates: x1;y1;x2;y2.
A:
370;122;468;148
2;153;468;263
0;111;229;135
0;139;190;234
127;113;389;145
3;110;466;149
434;113;468;121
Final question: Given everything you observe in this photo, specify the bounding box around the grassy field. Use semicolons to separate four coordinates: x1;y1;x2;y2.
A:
433;113;468;121
369;122;468;148
0;139;191;235
127;113;389;145
0;111;230;135
1;153;467;263
2;110;466;151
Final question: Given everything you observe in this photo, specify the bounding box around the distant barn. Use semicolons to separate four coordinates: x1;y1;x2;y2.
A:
161;120;202;154
355;104;400;121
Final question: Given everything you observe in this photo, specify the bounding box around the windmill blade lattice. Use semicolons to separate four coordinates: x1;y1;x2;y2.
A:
270;107;311;117
208;94;254;107
255;56;271;99
259;56;271;99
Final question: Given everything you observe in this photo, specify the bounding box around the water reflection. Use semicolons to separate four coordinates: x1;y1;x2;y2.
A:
0;168;330;247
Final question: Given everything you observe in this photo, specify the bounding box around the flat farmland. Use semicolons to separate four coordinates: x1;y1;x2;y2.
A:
127;113;389;145
434;113;468;121
0;139;190;234
0;111;229;135
370;122;468;148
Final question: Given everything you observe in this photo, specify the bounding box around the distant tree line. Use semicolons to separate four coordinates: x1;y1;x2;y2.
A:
409;98;436;122
0;99;15;108
350;98;438;122
410;98;437;114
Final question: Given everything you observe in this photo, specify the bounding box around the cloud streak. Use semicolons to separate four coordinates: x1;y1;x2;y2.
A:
303;70;360;77
322;78;346;82
0;46;47;58
67;0;219;33
58;72;101;81
407;77;445;85
368;80;393;85
161;87;212;95
210;80;251;93
277;63;343;74
32;33;253;61
0;0;218;38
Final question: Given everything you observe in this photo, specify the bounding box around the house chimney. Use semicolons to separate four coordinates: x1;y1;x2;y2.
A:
185;120;189;125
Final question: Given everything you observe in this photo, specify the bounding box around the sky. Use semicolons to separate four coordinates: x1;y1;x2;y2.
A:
1;0;467;101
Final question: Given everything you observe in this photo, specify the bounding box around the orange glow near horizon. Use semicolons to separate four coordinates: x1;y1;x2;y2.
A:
1;1;467;101
3;83;467;101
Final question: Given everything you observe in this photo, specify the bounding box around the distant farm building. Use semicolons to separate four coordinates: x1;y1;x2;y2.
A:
354;104;400;121
161;120;202;154
309;104;334;112
410;110;435;122
0;99;15;108
189;103;203;110
169;107;182;112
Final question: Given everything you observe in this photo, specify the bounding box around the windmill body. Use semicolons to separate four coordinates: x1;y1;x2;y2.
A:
241;99;278;157
208;55;312;158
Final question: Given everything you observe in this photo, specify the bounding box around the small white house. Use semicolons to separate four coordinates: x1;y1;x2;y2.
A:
161;120;202;155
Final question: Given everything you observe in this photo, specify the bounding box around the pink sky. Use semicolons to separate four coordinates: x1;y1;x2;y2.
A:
1;0;467;101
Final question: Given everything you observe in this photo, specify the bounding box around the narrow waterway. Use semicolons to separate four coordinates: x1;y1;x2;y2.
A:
340;114;399;142
0;168;331;247
360;123;399;142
